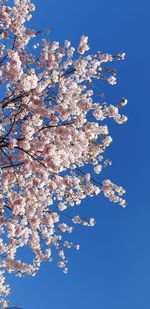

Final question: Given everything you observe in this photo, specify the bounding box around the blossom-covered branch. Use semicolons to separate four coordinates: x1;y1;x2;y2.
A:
0;0;127;307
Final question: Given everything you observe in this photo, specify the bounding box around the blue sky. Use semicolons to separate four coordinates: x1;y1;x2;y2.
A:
8;0;150;308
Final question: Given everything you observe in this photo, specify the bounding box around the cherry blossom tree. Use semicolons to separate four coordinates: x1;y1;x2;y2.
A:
0;0;128;307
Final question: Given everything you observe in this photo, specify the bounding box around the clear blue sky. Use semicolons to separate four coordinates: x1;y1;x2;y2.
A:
8;0;150;308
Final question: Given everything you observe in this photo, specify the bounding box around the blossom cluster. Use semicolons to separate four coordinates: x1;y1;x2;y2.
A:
0;0;127;307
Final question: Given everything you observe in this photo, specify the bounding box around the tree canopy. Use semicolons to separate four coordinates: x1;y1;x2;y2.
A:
0;0;127;307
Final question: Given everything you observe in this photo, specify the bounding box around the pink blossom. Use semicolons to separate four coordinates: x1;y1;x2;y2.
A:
0;0;127;306
77;35;90;54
